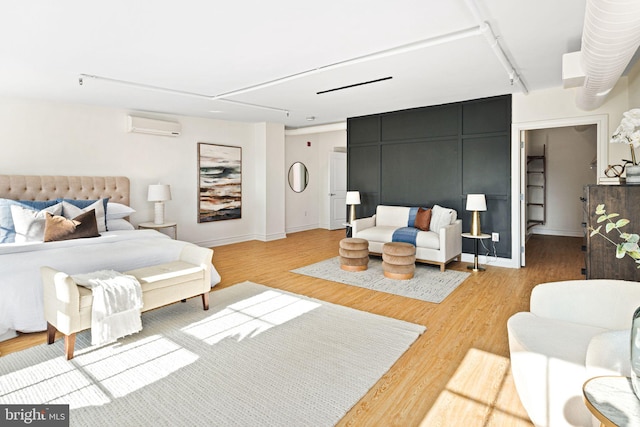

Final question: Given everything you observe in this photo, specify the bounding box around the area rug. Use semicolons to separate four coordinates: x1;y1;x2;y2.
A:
292;256;470;303
0;281;425;427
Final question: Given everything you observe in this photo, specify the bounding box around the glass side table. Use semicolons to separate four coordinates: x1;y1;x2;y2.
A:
583;376;640;427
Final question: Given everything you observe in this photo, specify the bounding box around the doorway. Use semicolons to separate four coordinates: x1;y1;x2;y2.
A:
514;115;607;267
328;151;347;230
525;125;597;237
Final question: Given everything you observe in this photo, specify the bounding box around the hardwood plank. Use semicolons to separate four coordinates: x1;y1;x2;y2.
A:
0;230;584;426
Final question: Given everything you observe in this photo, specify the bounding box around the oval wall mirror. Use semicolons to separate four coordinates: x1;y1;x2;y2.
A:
288;162;309;193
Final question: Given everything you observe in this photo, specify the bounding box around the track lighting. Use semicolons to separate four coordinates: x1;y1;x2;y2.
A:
78;1;528;119
78;73;290;116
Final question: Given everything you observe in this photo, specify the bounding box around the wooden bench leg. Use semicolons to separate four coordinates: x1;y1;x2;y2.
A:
64;334;76;360
47;322;57;345
202;293;209;311
48;322;76;360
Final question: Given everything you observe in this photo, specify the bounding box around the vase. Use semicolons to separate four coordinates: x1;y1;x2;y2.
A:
632;306;640;399
626;165;640;185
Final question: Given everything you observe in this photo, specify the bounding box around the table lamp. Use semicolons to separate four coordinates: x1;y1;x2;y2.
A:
466;194;486;236
346;191;361;224
148;184;172;225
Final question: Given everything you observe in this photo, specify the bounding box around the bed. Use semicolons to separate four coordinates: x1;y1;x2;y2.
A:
0;175;221;342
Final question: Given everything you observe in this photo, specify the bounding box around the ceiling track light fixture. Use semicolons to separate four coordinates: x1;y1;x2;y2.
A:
79;1;527;119
217;97;290;116
78;73;290;116
200;10;527;99
464;0;528;94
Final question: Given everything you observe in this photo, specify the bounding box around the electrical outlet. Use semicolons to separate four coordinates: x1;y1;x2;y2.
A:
492;232;499;242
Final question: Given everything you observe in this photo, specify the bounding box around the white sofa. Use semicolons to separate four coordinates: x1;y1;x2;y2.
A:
351;205;462;271
507;279;640;427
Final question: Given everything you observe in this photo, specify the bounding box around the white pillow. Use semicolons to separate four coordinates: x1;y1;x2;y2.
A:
106;218;135;231
429;204;457;232
62;200;106;233
106;202;136;220
11;203;63;242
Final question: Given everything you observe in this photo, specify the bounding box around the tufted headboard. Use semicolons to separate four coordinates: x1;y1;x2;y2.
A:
0;175;130;205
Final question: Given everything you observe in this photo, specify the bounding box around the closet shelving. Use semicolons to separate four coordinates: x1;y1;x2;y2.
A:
527;145;546;230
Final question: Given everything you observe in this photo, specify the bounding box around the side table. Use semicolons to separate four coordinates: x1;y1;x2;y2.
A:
138;221;178;240
343;222;353;238
583;376;640;427
461;232;490;272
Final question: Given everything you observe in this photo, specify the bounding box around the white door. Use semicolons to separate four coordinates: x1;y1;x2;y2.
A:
329;152;347;230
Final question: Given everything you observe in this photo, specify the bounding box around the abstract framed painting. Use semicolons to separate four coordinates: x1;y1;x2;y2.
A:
198;143;242;222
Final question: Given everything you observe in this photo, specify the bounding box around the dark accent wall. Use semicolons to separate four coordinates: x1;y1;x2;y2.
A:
347;95;512;258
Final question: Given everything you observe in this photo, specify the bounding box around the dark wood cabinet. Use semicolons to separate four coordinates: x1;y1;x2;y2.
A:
584;184;640;280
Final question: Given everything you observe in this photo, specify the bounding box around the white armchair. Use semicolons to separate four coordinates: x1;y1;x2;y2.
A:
507;279;640;426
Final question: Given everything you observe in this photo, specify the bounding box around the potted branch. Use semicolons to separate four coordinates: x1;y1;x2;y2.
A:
611;109;640;184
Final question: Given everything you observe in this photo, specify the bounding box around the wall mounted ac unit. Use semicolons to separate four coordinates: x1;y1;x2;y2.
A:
127;115;181;137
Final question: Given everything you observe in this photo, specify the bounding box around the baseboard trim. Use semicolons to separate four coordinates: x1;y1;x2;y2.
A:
529;229;583;238
460;253;518;269
286;224;319;234
195;233;256;248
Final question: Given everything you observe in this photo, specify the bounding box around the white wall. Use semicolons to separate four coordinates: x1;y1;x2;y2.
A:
253;122;286;242
628;58;640;108
0;96;286;247
284;126;346;233
513;78;630;169
285;134;320;232
527;126;597;237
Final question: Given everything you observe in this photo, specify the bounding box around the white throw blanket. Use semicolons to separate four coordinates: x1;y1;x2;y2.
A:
72;270;143;346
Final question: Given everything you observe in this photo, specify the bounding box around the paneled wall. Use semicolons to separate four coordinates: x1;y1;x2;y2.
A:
347;95;512;258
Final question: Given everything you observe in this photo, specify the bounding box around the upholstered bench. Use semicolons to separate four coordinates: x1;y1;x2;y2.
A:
41;244;213;359
382;242;416;280
339;238;369;271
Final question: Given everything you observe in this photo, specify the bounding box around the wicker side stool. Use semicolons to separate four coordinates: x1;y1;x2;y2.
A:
382;242;416;280
339;238;369;271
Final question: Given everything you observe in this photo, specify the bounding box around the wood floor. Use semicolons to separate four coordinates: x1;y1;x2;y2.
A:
0;231;584;426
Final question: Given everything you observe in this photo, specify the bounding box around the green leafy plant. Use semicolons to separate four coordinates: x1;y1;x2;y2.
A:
589;204;640;267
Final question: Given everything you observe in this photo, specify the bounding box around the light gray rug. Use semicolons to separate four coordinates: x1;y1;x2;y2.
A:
0;281;425;427
292;256;470;303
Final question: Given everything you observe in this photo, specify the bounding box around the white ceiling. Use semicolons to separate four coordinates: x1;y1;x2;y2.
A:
0;0;591;128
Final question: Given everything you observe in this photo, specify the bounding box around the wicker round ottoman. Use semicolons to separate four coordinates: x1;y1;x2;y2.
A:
339;238;369;271
382;242;416;280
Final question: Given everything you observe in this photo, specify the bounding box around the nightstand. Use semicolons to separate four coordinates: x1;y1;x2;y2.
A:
138;221;178;239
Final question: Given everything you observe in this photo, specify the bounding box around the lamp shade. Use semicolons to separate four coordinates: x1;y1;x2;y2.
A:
148;184;172;202
466;194;486;211
345;191;361;205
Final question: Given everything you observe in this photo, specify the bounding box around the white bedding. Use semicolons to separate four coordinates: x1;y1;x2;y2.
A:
0;229;221;340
